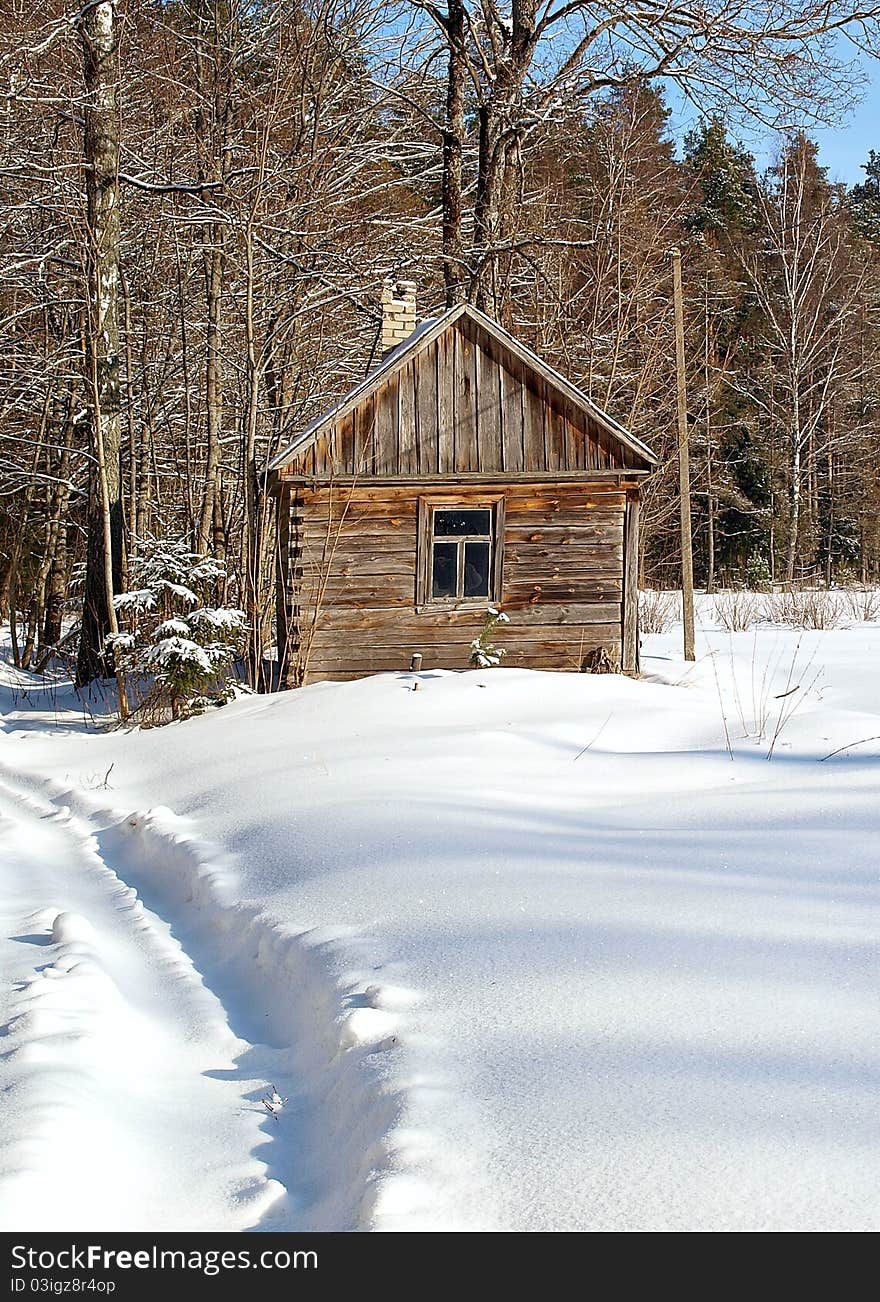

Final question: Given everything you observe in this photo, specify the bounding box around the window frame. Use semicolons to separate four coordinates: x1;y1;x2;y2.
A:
416;495;505;610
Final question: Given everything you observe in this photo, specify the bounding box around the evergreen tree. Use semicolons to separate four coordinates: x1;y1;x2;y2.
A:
849;151;880;243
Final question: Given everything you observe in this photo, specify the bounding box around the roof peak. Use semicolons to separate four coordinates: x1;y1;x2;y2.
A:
269;303;655;472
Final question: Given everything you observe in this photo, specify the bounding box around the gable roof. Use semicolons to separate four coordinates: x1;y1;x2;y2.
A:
269;302;656;472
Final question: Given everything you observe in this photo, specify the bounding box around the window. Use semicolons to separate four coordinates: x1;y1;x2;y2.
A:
417;499;504;607
432;509;492;599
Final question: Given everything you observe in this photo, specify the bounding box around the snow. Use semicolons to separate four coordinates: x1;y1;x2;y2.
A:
0;782;285;1232
1;596;878;1232
144;635;214;674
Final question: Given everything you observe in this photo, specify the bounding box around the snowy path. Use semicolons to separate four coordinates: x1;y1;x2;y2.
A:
0;778;289;1232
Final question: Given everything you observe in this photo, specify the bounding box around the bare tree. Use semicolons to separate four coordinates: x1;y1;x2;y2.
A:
75;0;126;701
738;136;869;580
412;0;880;310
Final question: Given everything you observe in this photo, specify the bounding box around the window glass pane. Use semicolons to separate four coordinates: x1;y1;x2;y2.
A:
464;541;490;597
432;542;458;597
434;509;491;537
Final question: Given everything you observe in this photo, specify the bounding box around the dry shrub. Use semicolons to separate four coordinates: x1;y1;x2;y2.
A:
714;590;761;631
762;589;845;629
843;586;880;623
639;590;677;634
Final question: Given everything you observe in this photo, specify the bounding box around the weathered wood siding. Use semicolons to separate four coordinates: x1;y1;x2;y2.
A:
278;481;630;684
285;315;642;481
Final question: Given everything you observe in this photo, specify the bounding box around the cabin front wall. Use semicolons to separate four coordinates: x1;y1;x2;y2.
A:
277;480;639;685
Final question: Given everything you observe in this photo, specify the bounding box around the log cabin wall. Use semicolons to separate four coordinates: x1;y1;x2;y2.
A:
277;479;634;685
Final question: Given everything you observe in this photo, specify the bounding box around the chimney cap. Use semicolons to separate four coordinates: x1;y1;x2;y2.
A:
383;276;417;297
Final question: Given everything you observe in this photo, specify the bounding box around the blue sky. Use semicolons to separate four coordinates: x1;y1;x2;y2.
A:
665;49;878;186
811;77;879;183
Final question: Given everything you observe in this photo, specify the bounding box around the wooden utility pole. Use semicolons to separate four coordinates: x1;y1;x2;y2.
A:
672;247;696;661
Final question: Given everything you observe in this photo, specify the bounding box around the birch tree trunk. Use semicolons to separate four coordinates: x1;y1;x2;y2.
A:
75;0;125;689
193;5;234;557
198;230;225;554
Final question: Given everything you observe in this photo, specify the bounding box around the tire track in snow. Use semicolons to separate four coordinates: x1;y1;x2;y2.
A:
0;779;287;1231
0;773;409;1232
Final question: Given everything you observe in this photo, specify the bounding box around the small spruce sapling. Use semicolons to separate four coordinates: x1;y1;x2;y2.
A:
470;608;510;668
108;538;246;720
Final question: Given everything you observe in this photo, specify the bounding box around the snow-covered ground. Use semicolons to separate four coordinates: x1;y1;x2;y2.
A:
1;597;878;1232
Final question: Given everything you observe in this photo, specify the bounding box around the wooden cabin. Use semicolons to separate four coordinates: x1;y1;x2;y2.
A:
269;282;656;685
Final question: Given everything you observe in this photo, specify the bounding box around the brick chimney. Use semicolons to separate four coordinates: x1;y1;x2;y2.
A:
381;277;417;355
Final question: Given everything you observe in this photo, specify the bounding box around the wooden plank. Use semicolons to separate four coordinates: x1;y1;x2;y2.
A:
502;365;524;473
300;568;414;590
310;603;622;633
506;559;622;580
299;572;416;597
417;343;439;475
622;489;640;673
374;374;400;475
506;557;623;575
521;380;545;471
301;582;620;608
302;555;416;579
275;467;649;485
306;636;623;670
505;494;622;515
544;399;567;472
298;589;417;609
454;328;478;471
504;485;626;504
299;533;415;553
308;627;623;656
504;494;624;508
565;402;589;472
506;572;623;590
505;538;623;558
302;495;419;518
353;393;375;475
307;641;624;666
477;344;502;472
437;328;455;473
503;494;624;510
503;580;621;602
505;523;623;542
301;581;616;610
312;425;329;477
399;360;417;474
305;481;625;507
337;413;355;475
299;536;416;558
584;414;605;470
505;524;623;546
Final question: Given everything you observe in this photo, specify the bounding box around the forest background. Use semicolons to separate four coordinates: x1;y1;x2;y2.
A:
4;0;880;691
